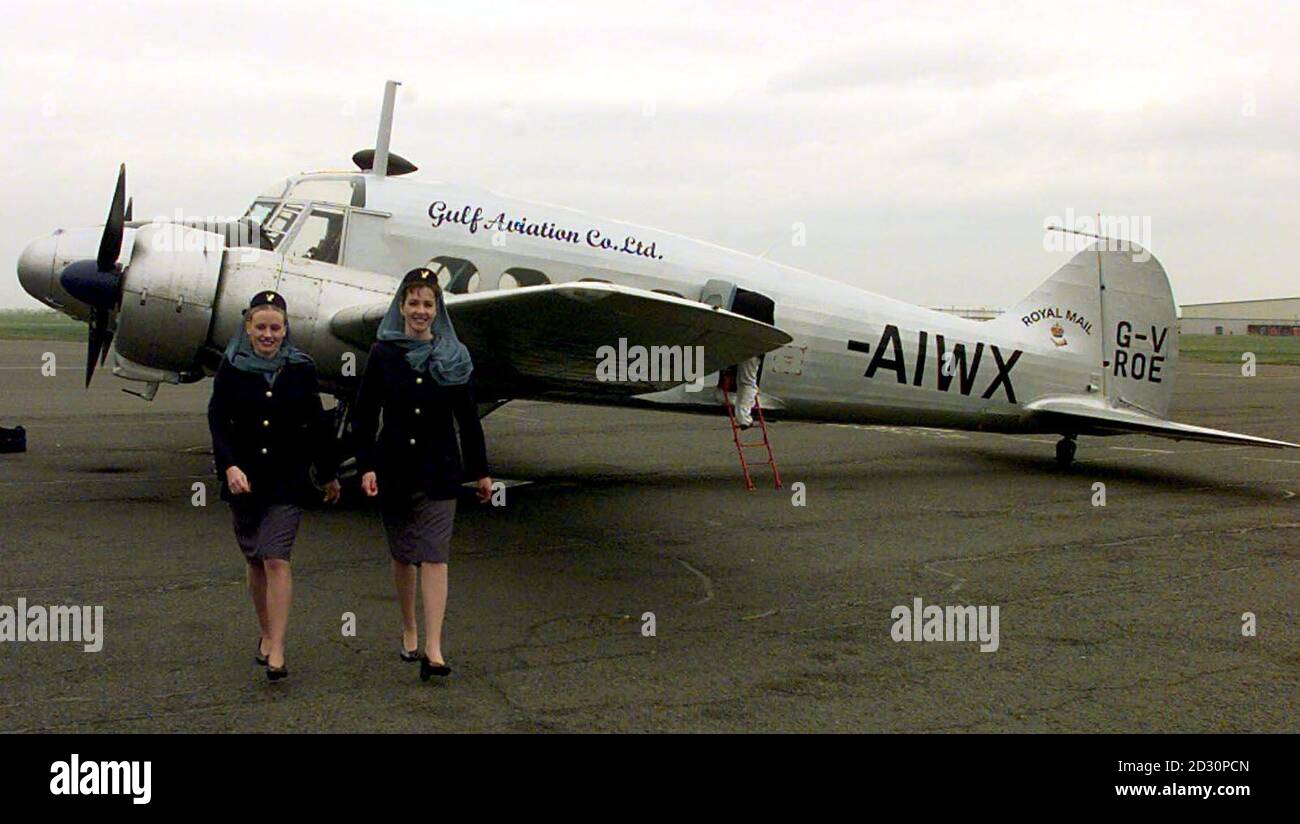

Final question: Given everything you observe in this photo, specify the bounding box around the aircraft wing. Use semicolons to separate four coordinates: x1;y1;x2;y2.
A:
1025;396;1299;448
329;281;792;400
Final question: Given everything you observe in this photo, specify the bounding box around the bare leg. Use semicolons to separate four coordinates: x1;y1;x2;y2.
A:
247;561;270;656
392;559;418;652
420;562;448;664
263;558;292;668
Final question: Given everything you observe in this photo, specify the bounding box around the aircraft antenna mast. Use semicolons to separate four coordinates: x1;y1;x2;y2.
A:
1094;211;1109;402
373;80;401;177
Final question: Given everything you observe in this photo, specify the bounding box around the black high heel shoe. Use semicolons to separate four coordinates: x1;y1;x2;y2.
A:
419;655;451;681
400;640;420;663
266;663;289;682
255;637;269;666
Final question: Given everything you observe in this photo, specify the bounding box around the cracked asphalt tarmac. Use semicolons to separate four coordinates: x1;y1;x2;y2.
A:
1;341;1296;731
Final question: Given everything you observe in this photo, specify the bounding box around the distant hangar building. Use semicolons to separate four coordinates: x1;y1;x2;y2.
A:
1179;297;1300;336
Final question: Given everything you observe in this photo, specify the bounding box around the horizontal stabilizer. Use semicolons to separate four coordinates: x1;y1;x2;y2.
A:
1026;396;1298;448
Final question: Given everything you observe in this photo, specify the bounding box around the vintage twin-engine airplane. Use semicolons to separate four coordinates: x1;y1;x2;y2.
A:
16;81;1297;469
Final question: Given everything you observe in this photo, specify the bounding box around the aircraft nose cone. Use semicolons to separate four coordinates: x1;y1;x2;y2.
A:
17;234;59;306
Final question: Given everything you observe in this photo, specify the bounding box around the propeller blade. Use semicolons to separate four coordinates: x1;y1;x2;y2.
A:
64;163;130;388
85;308;108;387
96;164;127;273
100;323;114;366
125;197;133;222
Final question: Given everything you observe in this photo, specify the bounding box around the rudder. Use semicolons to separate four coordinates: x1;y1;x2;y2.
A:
1095;242;1177;418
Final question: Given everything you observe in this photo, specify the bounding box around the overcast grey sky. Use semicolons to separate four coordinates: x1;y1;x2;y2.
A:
1;0;1296;309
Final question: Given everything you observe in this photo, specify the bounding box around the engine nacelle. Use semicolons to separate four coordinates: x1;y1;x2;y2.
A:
113;224;225;379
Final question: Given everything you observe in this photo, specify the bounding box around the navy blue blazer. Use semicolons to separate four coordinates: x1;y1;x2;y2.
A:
351;341;489;502
207;358;337;506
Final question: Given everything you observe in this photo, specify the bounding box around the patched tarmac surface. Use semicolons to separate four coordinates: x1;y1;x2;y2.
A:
1;341;1296;732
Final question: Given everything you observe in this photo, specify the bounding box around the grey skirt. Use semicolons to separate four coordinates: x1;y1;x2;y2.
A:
231;502;303;563
381;491;457;565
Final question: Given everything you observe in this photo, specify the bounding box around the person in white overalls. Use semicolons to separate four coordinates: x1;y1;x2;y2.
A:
733;356;761;429
728;289;775;429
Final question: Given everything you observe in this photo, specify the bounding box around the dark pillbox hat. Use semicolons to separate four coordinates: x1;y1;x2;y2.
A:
248;290;288;312
401;268;438;287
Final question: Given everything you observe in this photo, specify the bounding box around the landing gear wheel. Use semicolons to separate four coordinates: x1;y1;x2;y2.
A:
1055;436;1077;467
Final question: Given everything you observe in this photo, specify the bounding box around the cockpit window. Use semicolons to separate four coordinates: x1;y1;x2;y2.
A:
242;199;278;227
285;207;345;264
288;178;357;206
261;203;303;250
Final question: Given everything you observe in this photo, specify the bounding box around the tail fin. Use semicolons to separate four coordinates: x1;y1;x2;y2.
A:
990;241;1177;418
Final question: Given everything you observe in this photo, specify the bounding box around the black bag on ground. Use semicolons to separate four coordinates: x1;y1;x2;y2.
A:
0;425;26;454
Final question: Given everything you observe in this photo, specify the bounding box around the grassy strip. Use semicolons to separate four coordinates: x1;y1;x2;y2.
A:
0;309;85;342
1179;334;1300;365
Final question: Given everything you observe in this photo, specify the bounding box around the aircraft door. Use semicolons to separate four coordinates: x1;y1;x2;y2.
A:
700;279;736;310
732;288;775;325
699;280;777;388
699;280;776;324
730;287;777;387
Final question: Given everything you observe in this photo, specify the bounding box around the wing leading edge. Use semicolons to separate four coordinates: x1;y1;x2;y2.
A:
329;281;792;401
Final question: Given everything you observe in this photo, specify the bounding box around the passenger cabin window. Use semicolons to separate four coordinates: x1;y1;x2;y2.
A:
429;257;478;294
261;204;303;250
286;207;346;264
501;268;550;289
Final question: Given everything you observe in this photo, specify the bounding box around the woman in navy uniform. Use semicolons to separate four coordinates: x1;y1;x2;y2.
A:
207;290;340;681
352;268;492;681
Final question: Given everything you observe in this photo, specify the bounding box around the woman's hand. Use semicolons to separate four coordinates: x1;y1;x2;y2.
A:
323;479;341;504
361;471;379;497
476;476;494;504
225;466;251;495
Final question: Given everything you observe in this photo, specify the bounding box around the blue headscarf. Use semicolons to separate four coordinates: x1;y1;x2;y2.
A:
223;310;313;386
376;278;473;385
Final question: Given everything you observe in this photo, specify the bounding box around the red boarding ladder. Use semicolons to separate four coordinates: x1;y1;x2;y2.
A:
720;373;782;491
